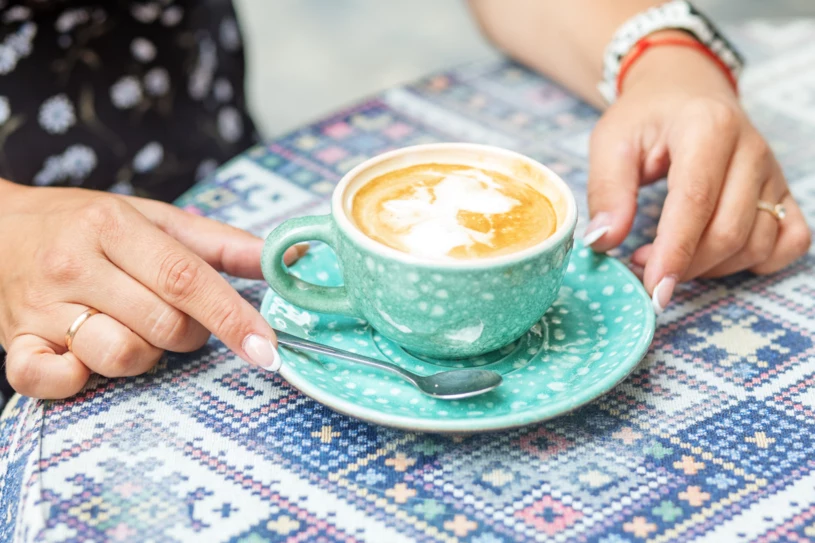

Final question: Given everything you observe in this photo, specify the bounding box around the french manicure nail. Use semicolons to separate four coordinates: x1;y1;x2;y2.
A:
242;334;281;371
652;275;678;315
583;213;612;247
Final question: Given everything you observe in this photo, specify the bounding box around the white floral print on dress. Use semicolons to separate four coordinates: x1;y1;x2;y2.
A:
55;9;90;33
161;6;183;27
0;0;253;201
217;106;243;143
33;145;97;186
133;142;164;173
195;159;219;181
3;6;31;23
110;76;143;109
34;156;63;186
108;179;136;196
144;67;170;96
130;3;160;24
131;37;156;63
0;96;9;126
0;23;37;61
38;94;76;134
188;37;217;100
19;22;36;38
219;17;241;51
7;31;33;57
2;22;36;66
0;44;17;75
62;145;97;182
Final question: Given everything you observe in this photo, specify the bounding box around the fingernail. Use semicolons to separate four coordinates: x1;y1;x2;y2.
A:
296;242;310;256
629;263;645;280
242;334;281;371
652;275;678;315
583;213;612;247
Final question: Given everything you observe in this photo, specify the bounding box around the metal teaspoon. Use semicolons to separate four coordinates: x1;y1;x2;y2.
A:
274;329;502;400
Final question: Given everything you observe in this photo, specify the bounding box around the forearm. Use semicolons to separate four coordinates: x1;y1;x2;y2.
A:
468;0;668;107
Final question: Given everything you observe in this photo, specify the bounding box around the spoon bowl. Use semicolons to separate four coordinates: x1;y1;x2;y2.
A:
412;369;502;399
274;329;502;399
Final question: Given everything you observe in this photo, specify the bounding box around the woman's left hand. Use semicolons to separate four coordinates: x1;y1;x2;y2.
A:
583;36;812;312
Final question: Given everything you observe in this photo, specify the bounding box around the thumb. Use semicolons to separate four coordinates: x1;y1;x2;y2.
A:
125;197;308;279
584;124;643;252
5;334;91;399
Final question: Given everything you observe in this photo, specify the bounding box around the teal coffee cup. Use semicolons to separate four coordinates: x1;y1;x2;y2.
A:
262;143;577;359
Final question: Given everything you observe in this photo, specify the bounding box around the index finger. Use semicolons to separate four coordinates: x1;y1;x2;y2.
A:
643;104;740;311
125;196;308;279
97;200;281;371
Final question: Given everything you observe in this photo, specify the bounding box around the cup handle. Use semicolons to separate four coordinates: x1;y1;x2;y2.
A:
261;215;356;316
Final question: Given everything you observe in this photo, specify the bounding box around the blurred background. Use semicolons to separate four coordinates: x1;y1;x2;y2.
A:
234;0;815;139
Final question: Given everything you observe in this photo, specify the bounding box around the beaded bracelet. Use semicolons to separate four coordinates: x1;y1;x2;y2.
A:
598;0;744;104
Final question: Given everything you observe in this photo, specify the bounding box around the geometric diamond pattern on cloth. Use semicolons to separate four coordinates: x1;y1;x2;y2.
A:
682;400;815;479
659;298;814;389
3;19;815;543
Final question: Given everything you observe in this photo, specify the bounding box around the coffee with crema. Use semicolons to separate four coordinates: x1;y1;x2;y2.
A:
351;163;557;260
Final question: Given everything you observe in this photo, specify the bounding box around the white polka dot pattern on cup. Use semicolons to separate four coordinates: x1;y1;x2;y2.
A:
261;240;655;433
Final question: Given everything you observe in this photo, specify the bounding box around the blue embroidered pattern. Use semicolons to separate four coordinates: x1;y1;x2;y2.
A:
2;20;815;543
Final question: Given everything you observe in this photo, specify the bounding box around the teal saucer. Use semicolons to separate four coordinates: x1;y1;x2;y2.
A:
260;241;655;433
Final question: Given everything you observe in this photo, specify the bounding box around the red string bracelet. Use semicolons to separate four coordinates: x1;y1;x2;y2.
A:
616;36;740;97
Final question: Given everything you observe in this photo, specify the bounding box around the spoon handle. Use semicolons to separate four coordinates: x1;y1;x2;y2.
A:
274;329;414;381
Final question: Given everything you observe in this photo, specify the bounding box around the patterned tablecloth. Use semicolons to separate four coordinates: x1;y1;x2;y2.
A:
3;19;815;543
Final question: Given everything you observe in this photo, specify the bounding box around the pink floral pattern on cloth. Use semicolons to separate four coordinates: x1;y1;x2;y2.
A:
3;19;815;543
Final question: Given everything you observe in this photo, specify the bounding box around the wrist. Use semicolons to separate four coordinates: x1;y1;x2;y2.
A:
620;30;739;101
598;1;744;105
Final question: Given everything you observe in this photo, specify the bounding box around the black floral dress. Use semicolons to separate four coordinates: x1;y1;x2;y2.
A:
0;0;257;202
0;0;258;402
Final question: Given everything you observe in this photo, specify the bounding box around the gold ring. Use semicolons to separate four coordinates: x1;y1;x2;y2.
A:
757;200;787;221
65;309;99;352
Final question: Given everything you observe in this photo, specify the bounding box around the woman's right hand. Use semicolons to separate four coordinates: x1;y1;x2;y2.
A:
0;181;306;399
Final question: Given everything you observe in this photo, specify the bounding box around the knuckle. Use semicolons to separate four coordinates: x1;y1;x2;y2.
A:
709;225;748;253
674;240;697;268
79;197;127;233
187;328;211;351
789;226;812;257
149;306;193;348
749;138;773;165
744;235;774;264
688;98;739;132
158;252;201;304
709;102;739;131
207;302;245;343
681;184;716;215
97;336;144;377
